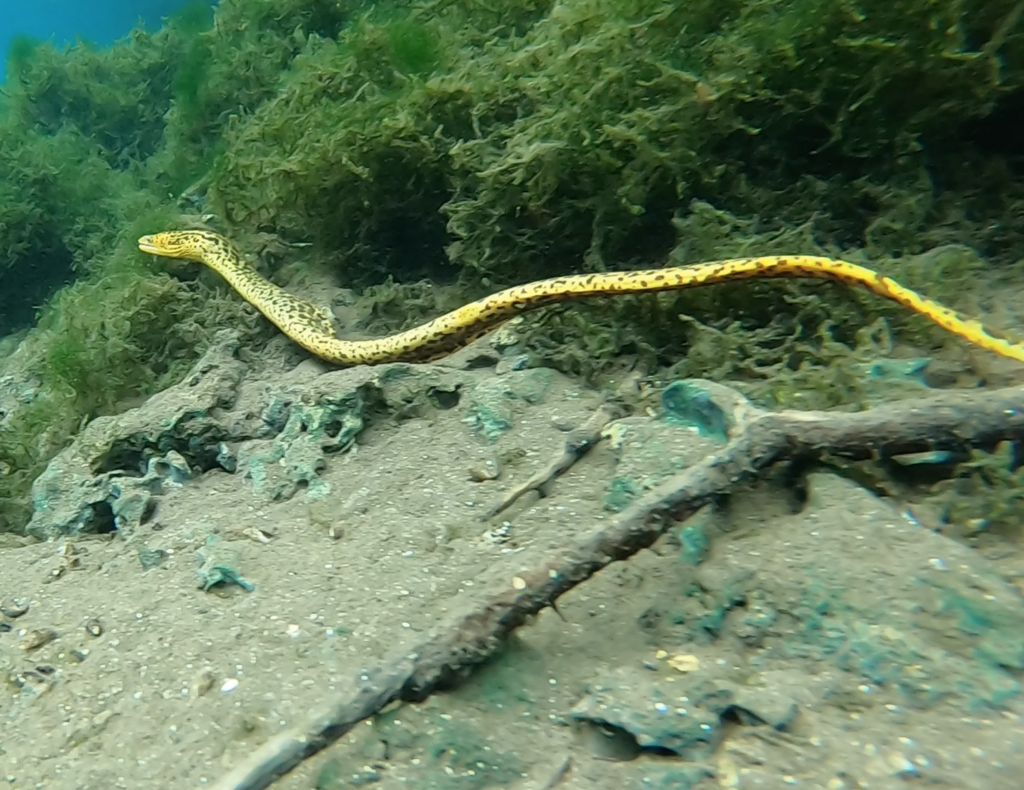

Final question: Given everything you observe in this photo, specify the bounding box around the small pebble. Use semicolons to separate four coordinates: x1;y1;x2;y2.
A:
667;654;700;673
551;416;576;432
887;752;917;776
20;628;57;651
467;459;500;482
190;667;216;700
0;598;29;618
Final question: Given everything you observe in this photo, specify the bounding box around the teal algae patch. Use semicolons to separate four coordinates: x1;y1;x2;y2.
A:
245;396;364;501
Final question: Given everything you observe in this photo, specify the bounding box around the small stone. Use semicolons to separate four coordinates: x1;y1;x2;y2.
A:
190;667;216;700
667;654;701;673
551;416;577;432
886;751;918;777
468;459;500;482
93;709;114;727
242;526;273;544
717;755;739;788
0;599;29;618
20;628;57;651
138;546;168;570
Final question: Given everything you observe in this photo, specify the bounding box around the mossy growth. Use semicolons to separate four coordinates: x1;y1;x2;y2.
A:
1;28;177;166
925;442;1024;544
157;1;219;193
0;0;354;533
0;126;130;333
207;0;1024;287
208;4;458;283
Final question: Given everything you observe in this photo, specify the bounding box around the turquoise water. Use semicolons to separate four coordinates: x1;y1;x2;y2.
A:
0;0;216;81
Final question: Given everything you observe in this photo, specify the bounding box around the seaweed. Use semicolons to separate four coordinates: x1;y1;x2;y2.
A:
159;1;218;193
5;34;42;82
205;0;1024;289
927;442;1024;542
1;31;176;167
208;6;459;282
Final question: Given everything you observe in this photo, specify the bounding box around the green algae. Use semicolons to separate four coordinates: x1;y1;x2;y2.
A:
927;441;1024;541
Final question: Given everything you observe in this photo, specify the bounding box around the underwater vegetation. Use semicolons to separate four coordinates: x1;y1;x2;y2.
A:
928;441;1024;543
0;0;1023;532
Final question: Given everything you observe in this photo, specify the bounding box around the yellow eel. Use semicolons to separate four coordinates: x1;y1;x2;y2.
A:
138;229;1024;366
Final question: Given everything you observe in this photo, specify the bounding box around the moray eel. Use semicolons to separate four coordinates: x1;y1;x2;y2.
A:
138;229;1024;366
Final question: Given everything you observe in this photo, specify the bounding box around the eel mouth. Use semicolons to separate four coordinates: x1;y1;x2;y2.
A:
137;236;161;255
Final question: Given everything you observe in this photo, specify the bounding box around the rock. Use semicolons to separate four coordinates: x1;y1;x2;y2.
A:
25;333;248;539
23;337;479;536
570;666;726;760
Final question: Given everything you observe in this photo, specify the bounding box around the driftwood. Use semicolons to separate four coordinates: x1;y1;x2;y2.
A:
483;402;624;519
210;382;1024;790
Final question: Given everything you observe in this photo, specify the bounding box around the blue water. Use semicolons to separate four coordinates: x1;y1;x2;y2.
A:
0;0;215;81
